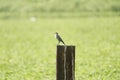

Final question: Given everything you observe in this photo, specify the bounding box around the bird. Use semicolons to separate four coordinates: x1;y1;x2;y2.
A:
55;32;65;45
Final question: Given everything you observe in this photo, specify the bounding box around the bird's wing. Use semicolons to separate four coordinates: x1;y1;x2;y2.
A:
58;35;65;45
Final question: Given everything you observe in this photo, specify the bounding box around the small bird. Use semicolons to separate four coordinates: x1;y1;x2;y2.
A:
55;32;65;45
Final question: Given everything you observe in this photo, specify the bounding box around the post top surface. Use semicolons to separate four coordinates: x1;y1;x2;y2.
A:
57;45;75;47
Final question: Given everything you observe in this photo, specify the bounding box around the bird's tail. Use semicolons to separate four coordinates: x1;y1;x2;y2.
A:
62;41;65;45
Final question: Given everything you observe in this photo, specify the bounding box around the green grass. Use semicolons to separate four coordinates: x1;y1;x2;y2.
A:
0;12;120;20
0;0;120;12
0;17;120;80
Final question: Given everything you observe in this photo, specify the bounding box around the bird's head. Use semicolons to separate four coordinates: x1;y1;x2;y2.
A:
55;32;58;35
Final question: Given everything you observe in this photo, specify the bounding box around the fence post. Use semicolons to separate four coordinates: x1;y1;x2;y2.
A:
56;45;75;80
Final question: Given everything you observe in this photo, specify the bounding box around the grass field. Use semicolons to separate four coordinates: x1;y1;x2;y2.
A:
0;0;120;12
0;17;120;80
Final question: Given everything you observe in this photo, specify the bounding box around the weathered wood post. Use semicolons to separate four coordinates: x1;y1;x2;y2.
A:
56;45;75;80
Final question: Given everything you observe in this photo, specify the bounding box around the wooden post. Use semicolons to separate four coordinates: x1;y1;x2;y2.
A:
56;45;75;80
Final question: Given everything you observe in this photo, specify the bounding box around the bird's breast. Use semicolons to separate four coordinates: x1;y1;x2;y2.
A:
54;34;57;38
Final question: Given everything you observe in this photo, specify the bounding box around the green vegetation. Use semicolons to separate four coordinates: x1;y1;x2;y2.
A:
0;0;120;12
0;0;120;18
0;0;120;80
0;17;120;80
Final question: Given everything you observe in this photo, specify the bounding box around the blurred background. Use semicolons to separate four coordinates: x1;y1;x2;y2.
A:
0;0;120;80
0;0;120;19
